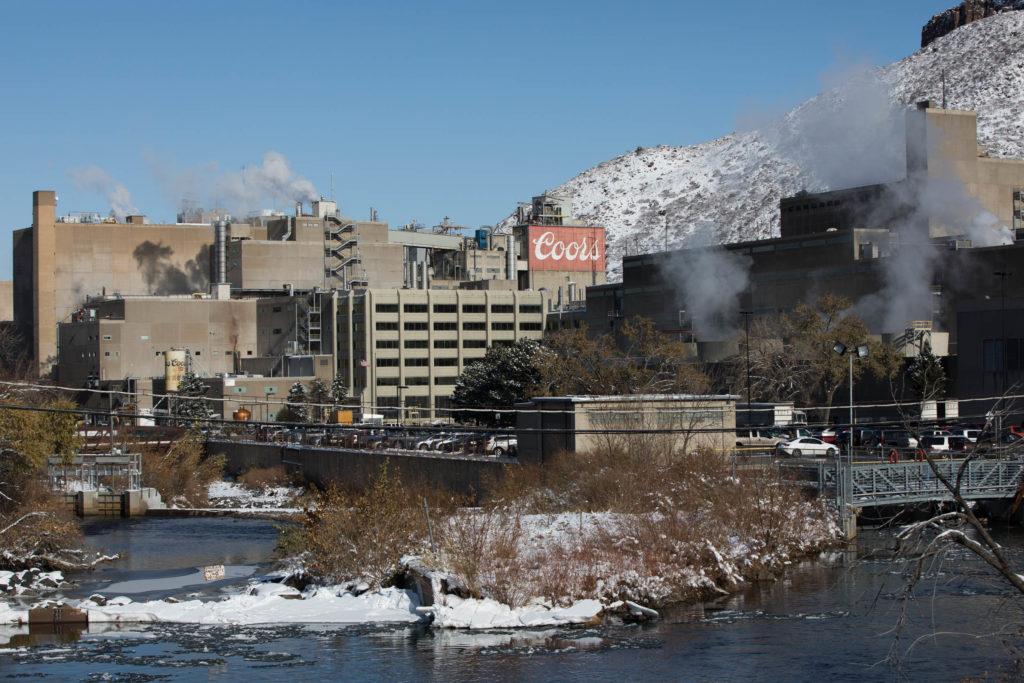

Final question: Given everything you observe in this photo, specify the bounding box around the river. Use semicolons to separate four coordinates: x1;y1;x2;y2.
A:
2;518;1023;681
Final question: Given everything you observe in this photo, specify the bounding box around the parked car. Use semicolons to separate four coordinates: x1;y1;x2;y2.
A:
485;434;517;457
944;427;982;443
880;430;919;449
920;435;969;453
777;437;839;458
818;428;838;444
416;433;449;450
735;429;785;449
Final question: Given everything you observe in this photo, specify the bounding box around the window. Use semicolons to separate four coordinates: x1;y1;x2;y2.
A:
464;339;487;348
404;339;428;349
403;303;428;313
491;304;514;314
520;322;543;331
247;350;253;355
406;376;430;386
376;340;399;349
272;306;282;313
462;304;486;314
434;321;458;331
376;321;399;331
492;339;514;348
404;322;428;331
434;339;458;349
377;377;400;386
404;358;429;367
463;322;486;331
491;322;514;331
375;303;398;313
194;351;201;356
433;304;457;313
434;357;458;367
376;357;399;367
519;304;542;314
984;339;1005;372
434;376;458;385
272;328;282;335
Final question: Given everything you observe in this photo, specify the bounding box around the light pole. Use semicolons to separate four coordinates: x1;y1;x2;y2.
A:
397;384;409;427
994;271;1012;435
833;341;868;541
740;310;753;428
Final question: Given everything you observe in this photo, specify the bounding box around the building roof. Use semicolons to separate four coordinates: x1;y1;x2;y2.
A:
529;394;740;403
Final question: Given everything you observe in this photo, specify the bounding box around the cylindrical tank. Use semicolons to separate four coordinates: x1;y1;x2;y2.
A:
233;407;252;421
164;349;188;392
506;233;516;279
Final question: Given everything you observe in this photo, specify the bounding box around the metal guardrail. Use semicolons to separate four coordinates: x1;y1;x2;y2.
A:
780;458;1024;507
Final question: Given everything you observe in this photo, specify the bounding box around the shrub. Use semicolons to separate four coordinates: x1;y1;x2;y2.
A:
238;465;291;490
281;466;430;586
142;432;224;507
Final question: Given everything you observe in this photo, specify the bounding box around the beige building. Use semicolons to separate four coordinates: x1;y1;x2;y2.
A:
330;288;548;421
516;394;739;464
57;296;259;388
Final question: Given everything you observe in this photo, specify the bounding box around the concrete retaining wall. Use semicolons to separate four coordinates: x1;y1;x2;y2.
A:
207;439;510;499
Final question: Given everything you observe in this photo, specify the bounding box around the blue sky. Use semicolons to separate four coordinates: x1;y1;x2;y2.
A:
0;0;951;277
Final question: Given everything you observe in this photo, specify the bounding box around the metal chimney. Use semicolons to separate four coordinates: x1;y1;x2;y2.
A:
214;220;229;285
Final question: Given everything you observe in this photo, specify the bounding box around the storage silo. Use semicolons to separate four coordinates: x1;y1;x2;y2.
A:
164;349;188;392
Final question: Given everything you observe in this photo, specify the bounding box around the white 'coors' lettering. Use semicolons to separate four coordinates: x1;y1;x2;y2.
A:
532;231;601;262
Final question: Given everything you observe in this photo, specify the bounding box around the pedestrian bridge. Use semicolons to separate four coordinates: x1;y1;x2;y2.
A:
780;457;1024;508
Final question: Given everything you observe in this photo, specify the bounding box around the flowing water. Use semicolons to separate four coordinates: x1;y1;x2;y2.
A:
2;518;1023;681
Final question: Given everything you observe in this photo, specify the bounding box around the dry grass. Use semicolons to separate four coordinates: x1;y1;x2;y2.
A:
0;478;83;571
238;465;291;490
289;441;836;608
142;432;224;508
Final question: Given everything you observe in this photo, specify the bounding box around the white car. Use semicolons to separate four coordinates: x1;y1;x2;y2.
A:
485;435;517;457
777;437;838;458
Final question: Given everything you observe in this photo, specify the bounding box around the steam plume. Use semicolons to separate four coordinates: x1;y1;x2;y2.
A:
69;166;137;220
672;223;750;339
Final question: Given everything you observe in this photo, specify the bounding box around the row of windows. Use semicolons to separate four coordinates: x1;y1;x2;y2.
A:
376;376;459;386
377;321;545;332
373;303;542;314
983;338;1024;372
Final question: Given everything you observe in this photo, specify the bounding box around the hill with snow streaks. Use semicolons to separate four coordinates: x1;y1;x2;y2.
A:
519;11;1024;281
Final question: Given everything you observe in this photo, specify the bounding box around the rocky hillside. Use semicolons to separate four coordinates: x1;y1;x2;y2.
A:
513;11;1024;281
921;1;1024;47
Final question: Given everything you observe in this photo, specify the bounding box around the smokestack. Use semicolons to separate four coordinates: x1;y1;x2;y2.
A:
214;220;228;285
295;201;302;217
506;233;516;280
567;281;577;301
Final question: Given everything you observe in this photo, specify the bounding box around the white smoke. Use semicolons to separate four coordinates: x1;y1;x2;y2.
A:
147;151;318;217
672;223;751;339
757;63;906;191
214;152;318;214
756;65;1012;333
69;166;137;221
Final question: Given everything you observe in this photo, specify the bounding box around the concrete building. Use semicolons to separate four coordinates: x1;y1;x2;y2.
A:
516;394;738;463
330;288;548;421
17;188;602;376
56;296;259;389
0;281;13;322
572;104;1024;363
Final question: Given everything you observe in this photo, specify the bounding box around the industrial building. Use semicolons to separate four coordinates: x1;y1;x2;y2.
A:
571;103;1024;360
329;287;548;421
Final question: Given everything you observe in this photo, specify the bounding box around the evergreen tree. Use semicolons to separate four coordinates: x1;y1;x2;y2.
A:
452;339;541;425
329;374;348;405
285;381;309;422
908;340;947;401
173;371;211;424
308;378;329;422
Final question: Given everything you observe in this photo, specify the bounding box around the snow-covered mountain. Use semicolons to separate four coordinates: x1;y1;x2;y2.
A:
514;11;1024;281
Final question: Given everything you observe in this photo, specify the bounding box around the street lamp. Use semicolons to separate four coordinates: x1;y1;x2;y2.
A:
397;384;409;426
832;342;869;456
740;310;753;428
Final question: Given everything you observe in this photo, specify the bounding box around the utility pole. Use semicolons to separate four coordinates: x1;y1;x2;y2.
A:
740;310;753;428
994;271;1012;434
